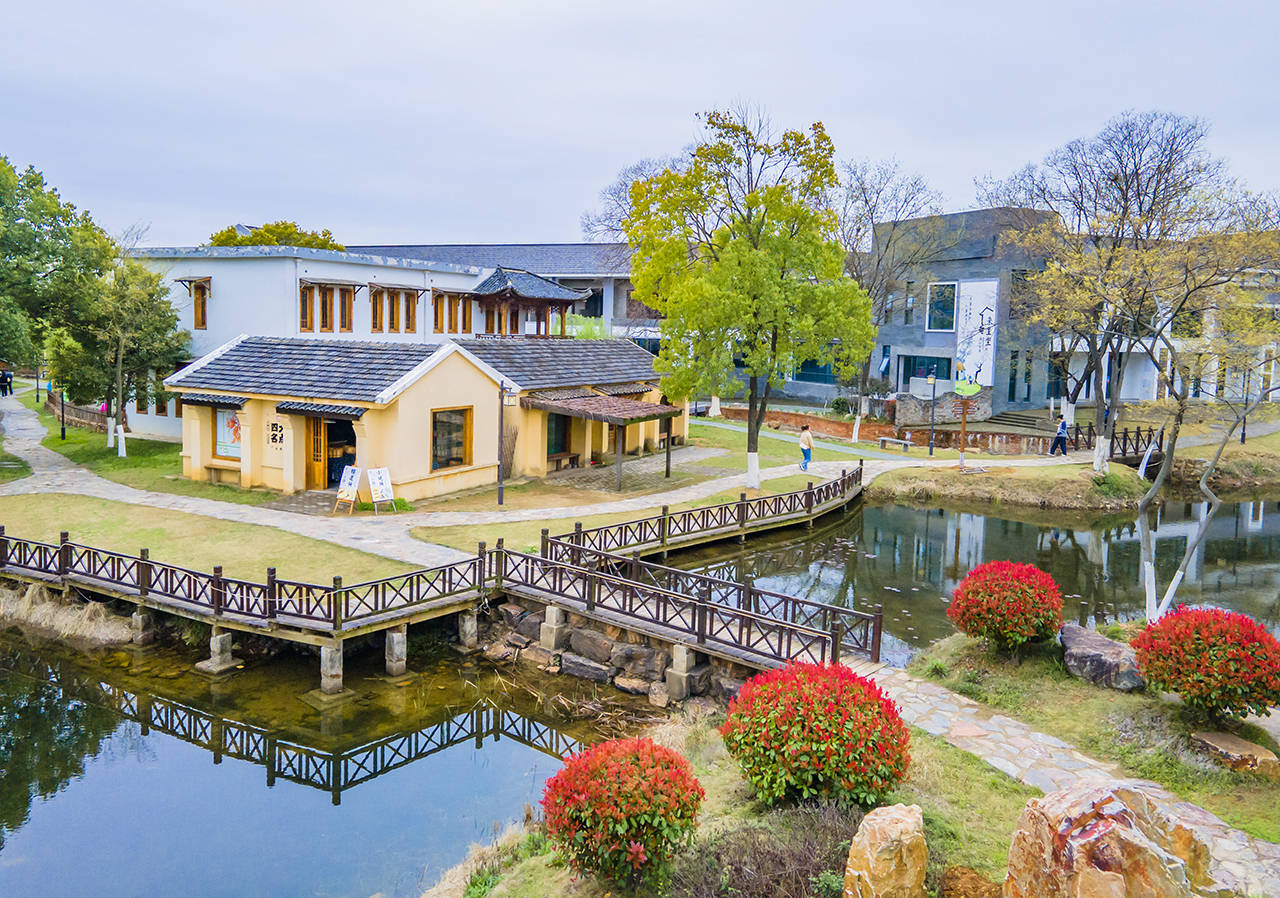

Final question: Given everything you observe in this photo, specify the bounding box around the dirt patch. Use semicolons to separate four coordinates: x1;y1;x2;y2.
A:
940;866;1002;897
1167;452;1280;496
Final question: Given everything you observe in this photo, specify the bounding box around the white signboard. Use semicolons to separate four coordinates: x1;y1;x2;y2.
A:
367;467;395;504
955;279;998;387
215;408;242;459
336;465;362;503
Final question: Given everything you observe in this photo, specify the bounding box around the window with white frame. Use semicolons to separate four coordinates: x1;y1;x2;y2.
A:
926;283;956;332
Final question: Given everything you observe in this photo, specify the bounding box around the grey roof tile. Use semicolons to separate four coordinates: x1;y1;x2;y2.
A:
455;337;657;390
346;243;632;277
472;268;589;301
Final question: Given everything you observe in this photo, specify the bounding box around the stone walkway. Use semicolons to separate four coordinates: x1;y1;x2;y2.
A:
869;666;1280;895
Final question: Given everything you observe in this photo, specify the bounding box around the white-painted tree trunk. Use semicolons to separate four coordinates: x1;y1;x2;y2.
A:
107;418;116;448
745;452;760;489
116;425;127;458
709;396;722;418
1092;437;1110;474
852;414;862;443
1063;402;1076;426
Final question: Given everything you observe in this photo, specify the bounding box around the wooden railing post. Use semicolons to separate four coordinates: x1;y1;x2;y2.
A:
495;539;507;585
138;548;151;597
696;594;708;644
58;531;70;576
0;525;8;569
585;569;597;612
265;566;277;618
540;528;549;558
659;505;669;547
870;604;884;664
830;621;844;665
805;481;815;526
477;541;488;595
737;492;748;530
572;522;583;566
211;565;224;615
330;576;343;630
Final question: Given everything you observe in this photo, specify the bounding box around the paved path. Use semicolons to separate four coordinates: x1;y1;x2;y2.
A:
869;666;1280;895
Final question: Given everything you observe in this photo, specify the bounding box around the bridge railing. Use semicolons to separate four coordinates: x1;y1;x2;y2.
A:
1111;425;1164;459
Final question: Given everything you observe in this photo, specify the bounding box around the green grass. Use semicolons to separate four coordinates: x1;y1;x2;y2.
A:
912;635;1280;843
0;447;29;484
868;462;1148;515
0;493;413;582
18;390;277;505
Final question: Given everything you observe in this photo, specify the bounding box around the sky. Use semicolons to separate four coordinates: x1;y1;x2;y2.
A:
4;0;1277;248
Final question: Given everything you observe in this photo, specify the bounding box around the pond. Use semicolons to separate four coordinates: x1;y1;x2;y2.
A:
673;498;1280;665
0;631;625;898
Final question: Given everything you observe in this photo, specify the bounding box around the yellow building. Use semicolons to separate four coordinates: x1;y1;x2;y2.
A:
164;335;687;500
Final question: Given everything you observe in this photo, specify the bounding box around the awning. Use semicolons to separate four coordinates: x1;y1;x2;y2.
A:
275;401;366;421
369;282;429;293
594;381;657;397
299;277;366;288
528;386;597;400
174;276;211;285
521;394;681;426
178;393;247;409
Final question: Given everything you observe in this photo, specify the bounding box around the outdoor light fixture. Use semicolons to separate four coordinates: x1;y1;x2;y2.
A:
927;368;938;457
497;380;520;506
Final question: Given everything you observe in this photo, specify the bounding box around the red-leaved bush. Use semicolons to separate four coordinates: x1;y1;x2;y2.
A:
947;560;1063;653
1133;606;1280;722
719;662;910;806
541;737;703;888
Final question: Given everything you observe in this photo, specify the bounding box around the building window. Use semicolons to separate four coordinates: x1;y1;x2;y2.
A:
214;408;242;460
433;294;445;333
299;286;315;332
926;283;956;332
508;307;519;335
431;408;471;471
447;297;460;333
154;372;167;416
903;293;915;326
882;294;895;325
135;377;148;416
192;281;208;330
1009;270;1033;321
463;300;473;333
339;287;354;332
485;307;497;334
318;287;334;332
1023;349;1033;401
404;292;417;332
371;289;384;332
388;290;401;332
1008;350;1019;402
899;355;951;383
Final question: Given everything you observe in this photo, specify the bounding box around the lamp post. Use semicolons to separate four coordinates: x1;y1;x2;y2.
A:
60;389;66;441
927;366;938;457
497;380;519;506
1242;369;1250;445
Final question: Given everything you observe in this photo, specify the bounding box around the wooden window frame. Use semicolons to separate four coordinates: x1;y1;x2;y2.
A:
299;285;315;332
484;307;496;334
447;296;460;333
339;287;354;332
192;282;208;330
387;290;401;333
371;289;384;332
154;372;167;416
319;287;335;333
404;292;417;332
431;406;473;471
462;299;472;333
135;376;149;416
508;307;520;335
433;293;446;333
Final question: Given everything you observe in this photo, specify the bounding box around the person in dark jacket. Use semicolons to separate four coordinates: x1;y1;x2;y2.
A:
1049;415;1069;456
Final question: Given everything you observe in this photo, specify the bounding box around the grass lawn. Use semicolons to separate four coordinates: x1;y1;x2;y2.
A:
0;446;29;484
411;469;712;514
17;390;277;506
0;493;413;582
451;712;1033;897
413;474;825;553
912;635;1280;843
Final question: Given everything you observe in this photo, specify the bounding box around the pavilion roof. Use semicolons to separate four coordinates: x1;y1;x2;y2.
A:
470;267;589;302
520;394;681;426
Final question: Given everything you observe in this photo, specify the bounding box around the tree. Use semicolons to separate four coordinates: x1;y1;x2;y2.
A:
208;220;344;250
624;107;875;486
581;154;687;243
0;298;35;366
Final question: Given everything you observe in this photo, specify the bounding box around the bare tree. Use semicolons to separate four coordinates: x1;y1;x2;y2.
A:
581;153;687;243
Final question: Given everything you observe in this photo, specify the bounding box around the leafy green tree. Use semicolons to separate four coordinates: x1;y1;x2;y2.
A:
624;108;874;485
208;220;344;250
0;298;35;366
0;156;114;331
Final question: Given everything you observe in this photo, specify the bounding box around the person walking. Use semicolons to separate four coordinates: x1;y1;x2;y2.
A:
1049;414;1069;456
799;424;813;471
0;370;11;397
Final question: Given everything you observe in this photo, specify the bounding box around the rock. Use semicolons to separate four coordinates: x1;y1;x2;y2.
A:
613;675;650;694
1191;730;1280;780
687;662;713;695
560;652;613;683
519;645;553;668
604;624;626;640
504;632;531;649
609;643;669;680
1059;623;1145;691
844;803;928;898
482;642;514;663
685;696;720;717
1003;779;1221;897
712;674;746;703
498;603;527;628
648;682;671;708
940;867;1000;898
516;612;544;642
569;627;615;664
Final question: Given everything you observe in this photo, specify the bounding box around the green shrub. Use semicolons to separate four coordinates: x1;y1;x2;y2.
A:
947;561;1063;654
829;396;850;415
719;662;910;806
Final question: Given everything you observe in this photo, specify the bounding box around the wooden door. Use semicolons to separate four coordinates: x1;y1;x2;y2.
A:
305;417;327;490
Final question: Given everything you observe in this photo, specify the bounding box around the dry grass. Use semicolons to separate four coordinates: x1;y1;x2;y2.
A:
411;470;711;514
0;582;135;645
868;463;1147;515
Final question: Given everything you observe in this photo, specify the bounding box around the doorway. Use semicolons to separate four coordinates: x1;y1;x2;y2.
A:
305;417;327;490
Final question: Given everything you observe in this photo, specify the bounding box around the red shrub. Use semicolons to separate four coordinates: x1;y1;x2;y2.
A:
1133;606;1280;722
541;736;703;888
947;560;1063;653
719;662;910;806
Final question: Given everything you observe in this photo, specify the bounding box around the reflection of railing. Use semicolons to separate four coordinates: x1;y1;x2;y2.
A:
0;651;580;805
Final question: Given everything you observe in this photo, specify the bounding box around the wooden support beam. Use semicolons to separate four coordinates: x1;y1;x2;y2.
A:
616;424;624;491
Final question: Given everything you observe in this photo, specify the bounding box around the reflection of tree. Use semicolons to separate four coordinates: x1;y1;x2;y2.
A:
0;656;121;849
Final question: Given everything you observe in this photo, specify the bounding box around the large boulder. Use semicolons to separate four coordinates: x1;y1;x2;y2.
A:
609;642;669;680
1059;624;1145;691
1004;780;1221;897
568;627;614;664
1191;730;1280;780
560;652;613;683
844;803;928;898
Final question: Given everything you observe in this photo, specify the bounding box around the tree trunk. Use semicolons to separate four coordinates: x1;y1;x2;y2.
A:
113;336;126;448
744;375;768;489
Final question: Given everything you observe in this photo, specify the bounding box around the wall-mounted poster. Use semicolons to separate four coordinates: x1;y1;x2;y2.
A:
215;408;242;459
955;279;998;387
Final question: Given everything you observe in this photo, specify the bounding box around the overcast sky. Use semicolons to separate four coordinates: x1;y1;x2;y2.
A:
4;0;1277;247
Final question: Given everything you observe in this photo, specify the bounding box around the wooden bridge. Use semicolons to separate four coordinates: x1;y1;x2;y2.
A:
0;463;877;692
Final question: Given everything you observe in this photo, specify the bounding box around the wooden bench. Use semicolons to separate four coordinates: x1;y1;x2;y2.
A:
547;452;580;471
878;437;912;453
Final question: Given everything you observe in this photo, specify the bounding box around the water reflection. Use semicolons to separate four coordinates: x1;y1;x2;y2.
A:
675;500;1280;664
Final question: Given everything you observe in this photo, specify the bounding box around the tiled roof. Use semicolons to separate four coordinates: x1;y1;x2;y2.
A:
472;268;589;302
177;393;247;409
168;337;437;403
345;243;632;277
455;337;658;390
595;381;657;396
527;386;598;400
275;401;366;420
520;394;681;426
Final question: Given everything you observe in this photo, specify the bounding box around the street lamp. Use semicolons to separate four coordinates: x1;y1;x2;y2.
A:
60;389;66;441
927;366;938;457
497;380;520;506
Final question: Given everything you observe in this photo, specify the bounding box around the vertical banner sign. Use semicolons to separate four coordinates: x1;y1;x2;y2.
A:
955;280;998;387
367;467;396;514
215;409;242;459
333;465;362;515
